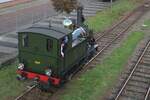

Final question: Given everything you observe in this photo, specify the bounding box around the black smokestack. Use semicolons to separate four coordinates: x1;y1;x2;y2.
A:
77;5;84;27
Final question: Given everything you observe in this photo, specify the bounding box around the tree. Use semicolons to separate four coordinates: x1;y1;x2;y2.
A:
51;0;78;14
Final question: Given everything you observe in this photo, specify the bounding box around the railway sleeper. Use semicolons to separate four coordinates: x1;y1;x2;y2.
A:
137;65;150;70
131;59;139;63
141;57;150;61
143;54;150;58
144;51;150;55
130;76;149;83
132;73;150;80
106;93;116;100
120;73;130;79
124;87;146;95
94;58;102;62
120;93;144;100
128;80;149;88
90;62;98;66
127;84;148;92
101;36;116;40
140;60;150;65
135;68;150;74
140;62;150;67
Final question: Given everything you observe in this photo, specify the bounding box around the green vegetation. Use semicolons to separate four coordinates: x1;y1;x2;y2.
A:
59;31;145;100
144;19;150;27
86;0;142;32
51;0;77;14
0;62;28;100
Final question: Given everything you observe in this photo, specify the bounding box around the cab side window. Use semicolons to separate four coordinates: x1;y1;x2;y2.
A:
22;34;28;47
47;39;53;52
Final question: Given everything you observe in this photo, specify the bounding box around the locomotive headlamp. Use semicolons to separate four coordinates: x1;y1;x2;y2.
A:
18;63;24;70
45;69;52;76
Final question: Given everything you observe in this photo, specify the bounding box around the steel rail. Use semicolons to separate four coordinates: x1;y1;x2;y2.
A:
145;86;150;100
114;41;150;100
14;85;37;100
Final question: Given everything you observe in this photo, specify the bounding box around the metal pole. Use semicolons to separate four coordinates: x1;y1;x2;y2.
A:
111;0;113;10
77;5;83;27
16;13;18;31
15;4;18;32
110;0;113;13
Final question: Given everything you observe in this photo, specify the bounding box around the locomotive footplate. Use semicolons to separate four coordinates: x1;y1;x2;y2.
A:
16;70;61;86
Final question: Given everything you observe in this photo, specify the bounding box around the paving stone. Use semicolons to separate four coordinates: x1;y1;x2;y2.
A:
0;36;18;44
5;33;18;39
0;45;17;54
0;40;17;48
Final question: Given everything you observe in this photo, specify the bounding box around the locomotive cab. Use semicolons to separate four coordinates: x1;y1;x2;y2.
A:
17;25;73;86
16;25;89;88
16;3;98;90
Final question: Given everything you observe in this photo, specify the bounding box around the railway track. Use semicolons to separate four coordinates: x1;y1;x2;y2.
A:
113;40;150;100
15;85;36;100
75;1;150;75
14;1;150;100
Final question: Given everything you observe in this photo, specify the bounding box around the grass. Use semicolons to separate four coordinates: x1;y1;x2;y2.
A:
0;62;28;100
59;31;145;100
144;19;150;27
86;0;143;33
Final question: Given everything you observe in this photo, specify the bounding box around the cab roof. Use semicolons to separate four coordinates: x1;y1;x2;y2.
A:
18;25;72;39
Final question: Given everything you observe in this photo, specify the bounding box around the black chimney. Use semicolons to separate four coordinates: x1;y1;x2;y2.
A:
77;5;84;27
